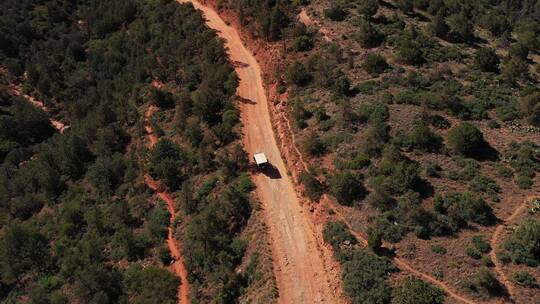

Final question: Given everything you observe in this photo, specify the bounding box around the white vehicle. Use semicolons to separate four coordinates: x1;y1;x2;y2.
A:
253;152;268;168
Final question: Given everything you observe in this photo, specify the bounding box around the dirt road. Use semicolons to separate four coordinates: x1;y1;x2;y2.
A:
144;105;190;304
179;1;338;303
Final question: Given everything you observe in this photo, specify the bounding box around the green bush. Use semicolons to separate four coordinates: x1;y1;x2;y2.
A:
324;5;347;21
519;92;540;126
472;235;491;253
357;0;379;18
123;266;179;304
475;48;500;73
286;61;312;86
430;244;447;255
447;123;486;157
293;35;314;52
329;171;366;205
302;132;326;156
512;271;537;288
355;19;383;48
434;192;495;226
362;53;388;76
469;268;504;296
323;221;357;251
300;170;323;201
504;218;540;266
429;10;449;38
397;40;424;66
391;277;446;304
447;13;474;42
339;249;397;304
466;247;482;259
502;57;529;83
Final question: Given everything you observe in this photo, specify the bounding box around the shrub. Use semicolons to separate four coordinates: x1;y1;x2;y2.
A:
470;268;504;296
355;19;383;48
502;57;529;83
504;218;540;266
302;132;326;156
339;249;397;304
447;13;474;42
333;76;351;96
447;123;486;157
362;53;388;76
431;245;447;255
397;40;424;66
472;235;491;254
323;221;357;251
391;277;446;304
286;61;311;86
519;92;540;126
509;43;529;60
329;171;366;205
434;192;495;226
470;175;500;201
481;255;494;267
300;170;323;201
367;229;383;253
496;164;513;180
324;5;347;21
293;35;314;52
475;48;500;73
124;266;179;304
403;122;443;152
429;10;449;38
357;0;379;18
512;271;537;288
358;102;389;123
466;247;482;259
395;0;414;13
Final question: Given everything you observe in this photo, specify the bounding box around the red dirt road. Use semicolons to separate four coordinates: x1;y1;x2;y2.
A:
179;1;339;303
144;106;189;304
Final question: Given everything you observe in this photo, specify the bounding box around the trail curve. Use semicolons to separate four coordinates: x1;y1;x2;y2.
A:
144;105;190;304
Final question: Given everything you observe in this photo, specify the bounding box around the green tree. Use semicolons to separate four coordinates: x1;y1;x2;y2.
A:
447;123;486;157
0;224;49;284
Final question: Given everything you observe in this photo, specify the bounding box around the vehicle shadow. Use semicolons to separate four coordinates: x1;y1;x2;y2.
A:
261;163;282;179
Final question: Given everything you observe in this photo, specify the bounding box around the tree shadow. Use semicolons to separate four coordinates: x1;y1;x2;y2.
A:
473;143;499;162
232;60;250;69
237;95;256;104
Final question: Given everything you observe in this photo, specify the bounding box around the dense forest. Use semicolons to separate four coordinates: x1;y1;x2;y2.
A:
0;0;272;303
216;0;540;303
